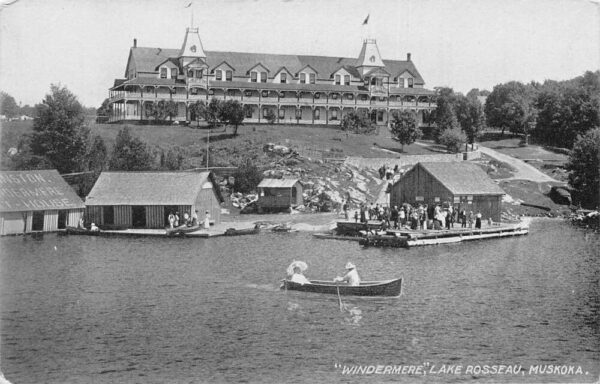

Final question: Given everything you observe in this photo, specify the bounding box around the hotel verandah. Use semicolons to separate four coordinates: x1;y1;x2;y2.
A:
107;26;436;126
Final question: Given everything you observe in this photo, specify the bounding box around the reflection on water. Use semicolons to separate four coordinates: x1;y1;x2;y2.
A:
0;219;599;383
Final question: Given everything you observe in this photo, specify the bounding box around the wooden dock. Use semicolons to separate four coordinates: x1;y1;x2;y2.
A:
322;219;530;248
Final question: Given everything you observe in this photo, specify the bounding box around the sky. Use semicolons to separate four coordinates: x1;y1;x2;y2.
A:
0;0;598;108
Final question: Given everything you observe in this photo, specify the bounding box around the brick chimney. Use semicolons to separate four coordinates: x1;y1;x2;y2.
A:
407;53;411;61
133;38;137;48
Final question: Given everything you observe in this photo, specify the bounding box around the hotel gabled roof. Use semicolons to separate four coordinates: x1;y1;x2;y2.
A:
126;47;425;84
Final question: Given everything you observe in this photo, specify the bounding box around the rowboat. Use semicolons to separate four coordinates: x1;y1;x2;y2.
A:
165;224;201;236
65;226;101;236
224;224;260;236
281;277;402;297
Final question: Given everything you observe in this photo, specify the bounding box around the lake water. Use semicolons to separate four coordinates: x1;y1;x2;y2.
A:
1;219;599;383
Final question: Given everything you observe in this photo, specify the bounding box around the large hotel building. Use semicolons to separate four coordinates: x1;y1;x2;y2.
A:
108;27;436;126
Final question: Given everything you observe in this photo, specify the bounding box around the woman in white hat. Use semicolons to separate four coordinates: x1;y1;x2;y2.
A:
334;262;361;286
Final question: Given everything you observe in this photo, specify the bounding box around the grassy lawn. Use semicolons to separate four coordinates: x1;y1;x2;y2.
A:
1;120;436;163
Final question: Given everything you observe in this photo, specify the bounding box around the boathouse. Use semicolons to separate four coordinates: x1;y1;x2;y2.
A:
390;162;505;222
84;171;224;228
0;170;85;235
257;178;303;213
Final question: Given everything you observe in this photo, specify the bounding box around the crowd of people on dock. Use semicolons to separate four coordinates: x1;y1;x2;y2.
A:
167;210;211;229
342;200;486;231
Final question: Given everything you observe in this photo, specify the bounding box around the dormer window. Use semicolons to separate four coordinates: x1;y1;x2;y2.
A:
251;71;257;82
399;78;405;88
196;69;203;79
408;78;414;88
309;73;316;84
216;70;222;81
300;73;306;84
171;68;177;79
226;70;232;81
160;67;167;79
188;70;194;78
260;71;267;83
281;73;287;84
344;75;350;86
335;75;341;85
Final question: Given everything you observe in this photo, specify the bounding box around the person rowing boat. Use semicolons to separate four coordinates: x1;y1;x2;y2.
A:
334;262;360;286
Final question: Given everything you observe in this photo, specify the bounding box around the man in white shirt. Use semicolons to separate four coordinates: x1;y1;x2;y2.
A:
290;266;310;285
334;262;361;286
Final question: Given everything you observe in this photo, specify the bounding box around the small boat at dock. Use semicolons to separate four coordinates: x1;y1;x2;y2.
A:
65;226;101;236
281;277;402;297
165;224;201;236
224;224;261;236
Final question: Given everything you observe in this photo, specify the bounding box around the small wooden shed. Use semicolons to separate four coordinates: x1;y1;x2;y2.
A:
257;178;303;212
0;170;85;235
84;171;224;228
390;162;505;222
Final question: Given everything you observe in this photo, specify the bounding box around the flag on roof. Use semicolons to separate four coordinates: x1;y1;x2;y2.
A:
362;14;369;25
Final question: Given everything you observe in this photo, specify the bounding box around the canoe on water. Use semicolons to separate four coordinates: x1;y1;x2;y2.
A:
65;226;101;236
165;224;201;236
224;225;261;236
281;277;402;297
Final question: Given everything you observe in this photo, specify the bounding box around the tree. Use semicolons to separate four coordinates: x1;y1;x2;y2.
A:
205;98;223;127
439;127;466;153
390;110;421;151
232;159;262;194
220;100;246;136
431;87;459;141
264;108;276;125
484;81;536;136
340;110;376;134
160;146;185;170
189;101;205;127
566;127;600;208
29;84;89;174
96;98;113;123
455;94;485;145
87;135;108;173
0;92;19;119
109;127;155;171
157;99;177;122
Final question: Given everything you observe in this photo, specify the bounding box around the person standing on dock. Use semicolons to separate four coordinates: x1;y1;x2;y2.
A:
168;212;175;228
174;212;180;227
203;211;211;230
460;208;467;228
191;210;199;226
468;211;474;228
391;206;399;229
475;211;482;229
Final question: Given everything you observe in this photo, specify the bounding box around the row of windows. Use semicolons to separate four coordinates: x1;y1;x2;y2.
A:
252;108;339;120
139;87;417;101
161;66;414;88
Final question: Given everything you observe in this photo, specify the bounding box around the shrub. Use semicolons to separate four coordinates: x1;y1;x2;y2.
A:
233;159;262;194
340;111;376;134
439;128;466;153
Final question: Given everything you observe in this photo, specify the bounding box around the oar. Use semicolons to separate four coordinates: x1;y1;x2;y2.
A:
336;283;345;312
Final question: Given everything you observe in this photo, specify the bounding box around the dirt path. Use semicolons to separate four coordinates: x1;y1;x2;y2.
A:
477;146;564;183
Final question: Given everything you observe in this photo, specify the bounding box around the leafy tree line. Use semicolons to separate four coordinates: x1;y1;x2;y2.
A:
1;91;36;119
1;85;189;196
484;70;600;148
428;87;485;152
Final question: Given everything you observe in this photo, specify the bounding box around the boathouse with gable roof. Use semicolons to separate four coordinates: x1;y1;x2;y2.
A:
0;170;85;235
257;178;303;213
84;171;224;229
390;162;505;222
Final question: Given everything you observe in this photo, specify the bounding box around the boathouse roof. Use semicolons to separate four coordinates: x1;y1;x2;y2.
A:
85;171;224;206
408;162;505;196
257;178;301;189
0;170;85;212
